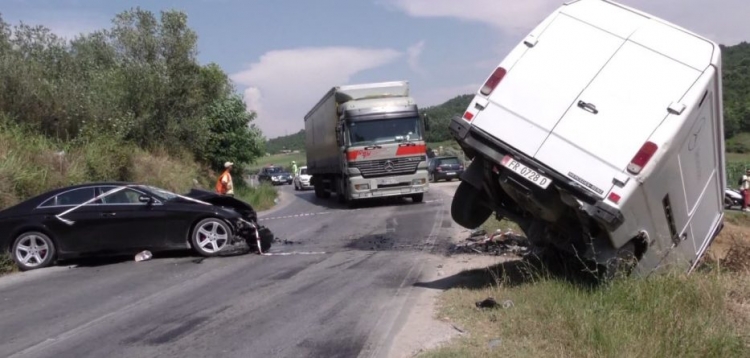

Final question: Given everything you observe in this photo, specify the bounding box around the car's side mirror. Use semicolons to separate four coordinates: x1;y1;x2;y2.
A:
423;113;431;131
139;195;153;204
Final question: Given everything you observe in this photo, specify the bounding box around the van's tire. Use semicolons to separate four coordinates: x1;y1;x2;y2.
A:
411;193;424;203
191;218;231;257
11;231;56;271
451;181;492;229
601;241;638;281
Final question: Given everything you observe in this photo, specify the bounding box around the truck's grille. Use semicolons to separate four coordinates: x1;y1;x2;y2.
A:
349;156;422;178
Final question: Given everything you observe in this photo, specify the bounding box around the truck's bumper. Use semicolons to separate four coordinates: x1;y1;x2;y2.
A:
347;172;429;200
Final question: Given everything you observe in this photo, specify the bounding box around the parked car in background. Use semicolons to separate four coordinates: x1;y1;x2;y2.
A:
294;166;313;191
428;156;464;182
258;166;293;185
0;182;275;271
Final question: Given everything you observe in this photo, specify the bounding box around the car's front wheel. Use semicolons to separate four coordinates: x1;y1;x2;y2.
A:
191;218;231;256
12;231;56;271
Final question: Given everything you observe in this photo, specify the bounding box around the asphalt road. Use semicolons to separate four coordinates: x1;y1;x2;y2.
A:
0;181;463;358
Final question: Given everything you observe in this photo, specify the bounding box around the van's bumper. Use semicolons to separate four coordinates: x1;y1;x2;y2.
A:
449;115;624;230
347;171;429;200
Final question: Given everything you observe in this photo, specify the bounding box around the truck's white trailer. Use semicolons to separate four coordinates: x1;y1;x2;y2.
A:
305;81;430;205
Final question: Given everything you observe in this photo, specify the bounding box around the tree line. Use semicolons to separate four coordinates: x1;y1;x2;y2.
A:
0;8;265;172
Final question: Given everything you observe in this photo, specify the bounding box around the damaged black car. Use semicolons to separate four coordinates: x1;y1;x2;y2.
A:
0;182;275;271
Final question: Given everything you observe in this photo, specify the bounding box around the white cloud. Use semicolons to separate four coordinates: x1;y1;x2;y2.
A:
230;47;402;138
407;40;427;76
382;0;559;34
417;83;481;107
384;0;749;45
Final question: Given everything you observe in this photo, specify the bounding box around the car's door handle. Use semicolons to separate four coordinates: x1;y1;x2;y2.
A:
101;212;116;217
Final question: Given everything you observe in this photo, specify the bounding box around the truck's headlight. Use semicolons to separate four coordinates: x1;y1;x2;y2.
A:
355;184;370;190
412;179;426;185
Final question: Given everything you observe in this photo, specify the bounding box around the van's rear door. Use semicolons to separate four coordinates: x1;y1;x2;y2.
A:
472;13;625;156
534;40;703;198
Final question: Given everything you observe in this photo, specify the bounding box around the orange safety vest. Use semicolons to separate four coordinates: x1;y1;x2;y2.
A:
215;170;232;194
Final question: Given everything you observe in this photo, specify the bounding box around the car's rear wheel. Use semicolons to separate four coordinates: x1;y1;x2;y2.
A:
12;231;56;271
191;218;231;256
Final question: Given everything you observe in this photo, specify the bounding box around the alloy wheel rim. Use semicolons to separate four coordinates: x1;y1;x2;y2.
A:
15;235;49;267
196;221;229;253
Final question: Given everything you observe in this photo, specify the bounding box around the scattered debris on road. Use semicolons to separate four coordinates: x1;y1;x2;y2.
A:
475;297;514;310
450;229;530;256
134;250;152;262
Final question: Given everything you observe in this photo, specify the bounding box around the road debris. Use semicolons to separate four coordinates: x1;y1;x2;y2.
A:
488;339;503;349
451;229;530;256
134;250;152;262
475;297;498;309
475;297;514;310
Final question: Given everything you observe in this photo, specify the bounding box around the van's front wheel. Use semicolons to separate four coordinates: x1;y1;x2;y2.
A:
451;181;492;229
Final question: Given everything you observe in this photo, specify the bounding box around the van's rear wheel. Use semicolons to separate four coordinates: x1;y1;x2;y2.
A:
601;242;638;281
451;181;492;229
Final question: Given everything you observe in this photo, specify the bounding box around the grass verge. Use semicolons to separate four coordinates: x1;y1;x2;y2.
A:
235;183;278;212
422;217;750;358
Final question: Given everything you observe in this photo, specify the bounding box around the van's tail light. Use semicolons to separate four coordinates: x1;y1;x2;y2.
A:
627;141;658;174
462;111;474;121
480;67;507;96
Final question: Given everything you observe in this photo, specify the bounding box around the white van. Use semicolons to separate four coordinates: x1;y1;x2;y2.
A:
449;0;725;277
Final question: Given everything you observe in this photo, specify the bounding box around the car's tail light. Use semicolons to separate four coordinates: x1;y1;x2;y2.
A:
607;192;621;204
462;111;474;121
627;141;658;174
480;67;507;96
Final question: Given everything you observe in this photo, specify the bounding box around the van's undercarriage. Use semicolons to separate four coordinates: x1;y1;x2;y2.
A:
448;116;646;277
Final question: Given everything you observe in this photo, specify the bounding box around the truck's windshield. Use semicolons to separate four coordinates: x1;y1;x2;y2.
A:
348;116;423;146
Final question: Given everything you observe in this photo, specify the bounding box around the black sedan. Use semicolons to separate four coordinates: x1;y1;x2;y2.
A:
0;182;275;271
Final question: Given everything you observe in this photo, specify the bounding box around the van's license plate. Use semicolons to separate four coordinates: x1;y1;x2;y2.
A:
501;155;552;189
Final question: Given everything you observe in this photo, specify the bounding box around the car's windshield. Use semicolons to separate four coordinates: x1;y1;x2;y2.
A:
439;157;460;165
266;167;283;174
143;185;178;201
348;116;422;146
300;168;308;175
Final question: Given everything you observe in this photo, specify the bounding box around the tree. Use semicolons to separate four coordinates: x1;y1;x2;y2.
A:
202;94;265;171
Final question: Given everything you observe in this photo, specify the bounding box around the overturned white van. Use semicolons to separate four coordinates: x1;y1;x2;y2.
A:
450;0;725;277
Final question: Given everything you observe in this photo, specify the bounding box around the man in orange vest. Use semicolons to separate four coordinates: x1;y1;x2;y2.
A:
216;161;235;196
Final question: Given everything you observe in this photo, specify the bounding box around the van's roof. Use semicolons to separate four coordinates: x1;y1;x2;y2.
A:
562;0;719;70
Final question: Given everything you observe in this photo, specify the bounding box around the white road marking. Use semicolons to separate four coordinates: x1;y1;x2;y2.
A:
259;209;363;222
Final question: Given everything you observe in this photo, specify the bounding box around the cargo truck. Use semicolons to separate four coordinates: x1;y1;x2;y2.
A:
304;81;430;206
449;0;725;278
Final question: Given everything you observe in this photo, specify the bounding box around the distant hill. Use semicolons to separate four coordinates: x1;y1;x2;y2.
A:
421;94;474;143
265;129;305;154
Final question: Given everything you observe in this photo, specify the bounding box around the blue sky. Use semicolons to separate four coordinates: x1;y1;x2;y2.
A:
2;0;748;138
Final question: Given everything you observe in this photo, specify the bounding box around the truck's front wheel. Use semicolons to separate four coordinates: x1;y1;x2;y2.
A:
451;181;492;229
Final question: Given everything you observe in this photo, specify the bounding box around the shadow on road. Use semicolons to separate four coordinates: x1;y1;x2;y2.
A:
414;253;604;292
56;245;254;268
292;189;423;210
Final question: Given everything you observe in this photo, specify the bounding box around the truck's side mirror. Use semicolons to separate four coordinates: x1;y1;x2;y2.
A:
423;113;431;131
335;125;344;146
